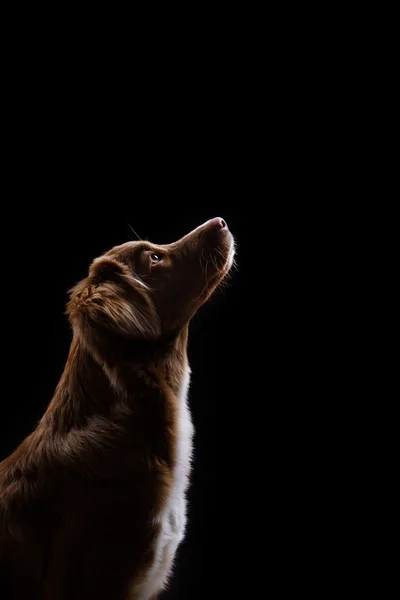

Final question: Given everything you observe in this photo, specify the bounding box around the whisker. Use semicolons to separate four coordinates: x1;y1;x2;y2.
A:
204;260;210;294
200;248;206;267
211;255;219;271
127;223;143;241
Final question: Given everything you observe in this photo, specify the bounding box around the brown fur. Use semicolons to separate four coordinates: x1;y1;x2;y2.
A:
0;219;234;600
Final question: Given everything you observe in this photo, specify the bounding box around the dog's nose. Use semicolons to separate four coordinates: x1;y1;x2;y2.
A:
210;217;227;229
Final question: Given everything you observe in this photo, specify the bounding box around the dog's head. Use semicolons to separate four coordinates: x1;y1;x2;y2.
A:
67;218;235;354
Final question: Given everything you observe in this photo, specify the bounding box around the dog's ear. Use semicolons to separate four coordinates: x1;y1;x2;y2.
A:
67;257;160;351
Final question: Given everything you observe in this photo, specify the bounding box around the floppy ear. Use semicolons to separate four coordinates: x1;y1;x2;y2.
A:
67;257;160;352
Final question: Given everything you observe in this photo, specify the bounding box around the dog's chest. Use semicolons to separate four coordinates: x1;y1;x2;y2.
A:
135;366;193;600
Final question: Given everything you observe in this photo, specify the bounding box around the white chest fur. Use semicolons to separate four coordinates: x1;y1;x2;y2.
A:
134;365;194;600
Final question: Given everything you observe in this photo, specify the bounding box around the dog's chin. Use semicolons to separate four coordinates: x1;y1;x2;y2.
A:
226;235;235;271
201;238;235;298
219;232;235;275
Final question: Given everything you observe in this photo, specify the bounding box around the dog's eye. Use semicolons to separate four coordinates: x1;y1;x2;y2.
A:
150;253;161;262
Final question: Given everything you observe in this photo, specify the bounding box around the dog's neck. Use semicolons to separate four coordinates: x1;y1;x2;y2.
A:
43;326;189;433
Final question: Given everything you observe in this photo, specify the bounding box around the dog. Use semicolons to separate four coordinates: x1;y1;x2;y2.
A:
0;217;235;600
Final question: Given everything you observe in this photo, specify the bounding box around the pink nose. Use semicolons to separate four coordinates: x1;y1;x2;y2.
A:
210;217;227;229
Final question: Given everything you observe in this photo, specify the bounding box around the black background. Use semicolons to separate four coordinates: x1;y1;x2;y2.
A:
0;29;342;594
0;15;368;594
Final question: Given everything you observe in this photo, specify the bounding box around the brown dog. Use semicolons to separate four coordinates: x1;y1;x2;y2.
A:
0;218;235;600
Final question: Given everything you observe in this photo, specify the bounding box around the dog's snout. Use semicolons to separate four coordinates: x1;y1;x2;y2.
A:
210;217;227;230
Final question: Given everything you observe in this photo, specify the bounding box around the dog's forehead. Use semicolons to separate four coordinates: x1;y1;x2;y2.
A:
105;240;168;259
108;241;142;254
